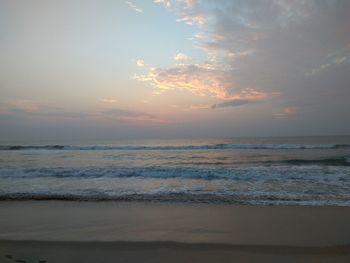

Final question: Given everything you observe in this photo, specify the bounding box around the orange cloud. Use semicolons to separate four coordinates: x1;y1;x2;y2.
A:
135;64;232;98
134;64;271;101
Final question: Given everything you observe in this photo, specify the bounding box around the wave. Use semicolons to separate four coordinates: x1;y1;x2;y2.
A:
0;192;299;203
282;157;350;166
0;145;65;150
1;143;349;151
1;165;349;181
0;166;244;179
1;192;349;206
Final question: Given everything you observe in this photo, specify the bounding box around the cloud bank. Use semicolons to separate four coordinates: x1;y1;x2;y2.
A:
143;0;350;119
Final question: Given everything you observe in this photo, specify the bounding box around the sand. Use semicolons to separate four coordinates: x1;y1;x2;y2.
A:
0;201;350;262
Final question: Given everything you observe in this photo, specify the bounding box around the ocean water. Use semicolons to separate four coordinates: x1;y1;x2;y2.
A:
1;136;350;206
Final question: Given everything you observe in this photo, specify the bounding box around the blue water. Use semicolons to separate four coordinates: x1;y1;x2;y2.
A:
1;136;350;206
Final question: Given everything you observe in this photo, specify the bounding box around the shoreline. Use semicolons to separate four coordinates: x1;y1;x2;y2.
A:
1;240;349;263
1;201;350;262
1;194;349;207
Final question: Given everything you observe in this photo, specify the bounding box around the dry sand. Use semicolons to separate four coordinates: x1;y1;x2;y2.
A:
0;201;350;262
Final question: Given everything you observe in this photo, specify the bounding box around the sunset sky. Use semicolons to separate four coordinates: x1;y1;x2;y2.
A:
0;0;349;141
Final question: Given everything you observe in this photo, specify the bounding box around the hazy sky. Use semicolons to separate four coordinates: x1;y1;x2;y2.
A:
0;0;349;141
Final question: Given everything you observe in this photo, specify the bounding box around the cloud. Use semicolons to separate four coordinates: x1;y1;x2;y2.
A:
100;98;118;103
210;88;273;109
135;63;235;98
0;98;47;115
138;0;280;106
154;0;171;8
146;0;350;121
0;98;166;125
273;107;299;119
174;52;190;61
154;0;206;26
135;63;272;101
10;99;40;112
188;104;210;110
176;13;206;26
0;98;91;119
136;59;145;67
306;55;348;76
177;0;196;9
125;1;143;13
101;108;167;124
211;99;255;109
154;0;196;10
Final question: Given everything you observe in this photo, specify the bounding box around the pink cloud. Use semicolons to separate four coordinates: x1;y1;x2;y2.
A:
135;64;272;102
101;108;168;125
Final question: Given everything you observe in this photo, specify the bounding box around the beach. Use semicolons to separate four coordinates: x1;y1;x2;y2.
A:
1;137;350;262
1;201;350;262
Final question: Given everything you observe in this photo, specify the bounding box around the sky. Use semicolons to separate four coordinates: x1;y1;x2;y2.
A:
0;0;349;141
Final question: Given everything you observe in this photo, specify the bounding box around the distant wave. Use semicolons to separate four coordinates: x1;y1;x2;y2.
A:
1;143;349;151
0;145;65;150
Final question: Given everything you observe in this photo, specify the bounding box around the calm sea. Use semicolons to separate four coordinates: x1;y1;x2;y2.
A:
1;136;350;206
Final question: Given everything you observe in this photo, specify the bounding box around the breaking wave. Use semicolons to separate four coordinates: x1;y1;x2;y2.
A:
1;192;350;206
282;157;350;166
1;165;349;182
1;143;349;151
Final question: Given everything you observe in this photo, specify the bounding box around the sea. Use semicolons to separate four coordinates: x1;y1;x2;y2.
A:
1;136;350;206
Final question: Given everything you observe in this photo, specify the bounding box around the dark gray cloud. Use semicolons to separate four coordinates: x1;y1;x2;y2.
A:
211;99;255;109
102;108;155;118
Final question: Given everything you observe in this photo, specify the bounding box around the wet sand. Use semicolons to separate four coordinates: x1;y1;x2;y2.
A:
1;240;350;263
0;201;350;262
